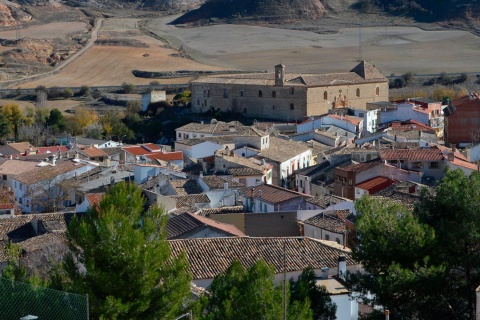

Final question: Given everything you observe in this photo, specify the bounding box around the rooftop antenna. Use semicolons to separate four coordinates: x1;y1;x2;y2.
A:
358;25;363;61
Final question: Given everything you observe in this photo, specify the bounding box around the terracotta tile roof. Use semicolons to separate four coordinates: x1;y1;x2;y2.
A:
329;114;362;126
122;144;163;157
372;185;421;211
168;179;203;195
85;193;104;209
380;148;444;162
241;183;312;204
216;152;267;172
146;151;183;162
200;176;245;190
257;137;311;163
0;159;38;175
166;212;244;239
306;194;344;209
227;167;263;176
36;146;69;154
355;176;395;194
102;147;122;156
342;159;383;173
435;144;478;171
5;142;38;154
335;209;356;223
79;146;108;158
176;121;250;135
170;194;211;209
168;237;356;280
304;212;346;233
350;60;387;81
14;161;87;185
390;120;435;132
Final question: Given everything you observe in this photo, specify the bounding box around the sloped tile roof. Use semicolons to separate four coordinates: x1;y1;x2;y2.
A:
36;146;69;154
168;237;356;280
200;176;245;190
166;212;244;239
196;206;245;216
257;137;311;163
304;212;346;233
306;194;344;209
79;146;108;158
0;159;38;175
380;148;444;161
169;179;203;195
170;194;211;209
355;176;395;194
350;60;387;81
85;193;104;209
342;159;383;173
146;151;183;162
241;183;311;204
227;167;263;176
14;161;87;185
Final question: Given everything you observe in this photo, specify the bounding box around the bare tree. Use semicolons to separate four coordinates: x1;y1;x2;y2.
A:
25;174;79;213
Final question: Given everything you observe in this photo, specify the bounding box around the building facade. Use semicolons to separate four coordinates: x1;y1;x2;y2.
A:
191;61;388;121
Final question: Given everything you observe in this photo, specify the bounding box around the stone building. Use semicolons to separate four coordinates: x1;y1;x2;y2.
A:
191;61;388;121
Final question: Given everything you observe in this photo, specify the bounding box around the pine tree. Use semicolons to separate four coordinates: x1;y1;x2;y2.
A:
55;182;191;319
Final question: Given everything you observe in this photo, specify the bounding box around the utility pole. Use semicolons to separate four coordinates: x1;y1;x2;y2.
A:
358;25;363;61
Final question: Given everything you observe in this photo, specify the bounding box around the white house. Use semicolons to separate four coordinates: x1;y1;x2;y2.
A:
175;137;235;159
13;160;97;213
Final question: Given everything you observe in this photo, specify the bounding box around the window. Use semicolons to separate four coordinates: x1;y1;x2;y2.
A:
240;90;244;97
203;90;207;97
272;105;275;109
376;86;380;96
349;179;353;186
324;91;328;100
290;103;295;110
207;90;210;97
244;108;247;113
430;162;439;169
325;234;330;241
413;162;422;169
291;87;295;95
258;90;263;97
272;91;276;98
223;89;228;98
2;175;6;181
204;100;207;106
264;204;267;212
359;113;364;117
356;88;360;97
197;99;200;106
300;180;303;188
336;237;341;244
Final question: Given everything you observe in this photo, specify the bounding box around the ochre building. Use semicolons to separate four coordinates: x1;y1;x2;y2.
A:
191;61;388;121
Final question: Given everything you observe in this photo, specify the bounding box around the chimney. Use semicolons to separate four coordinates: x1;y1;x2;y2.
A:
451;144;456;153
338;255;347;279
199;171;203;178
9;155;12;160
321;267;329;279
258;190;263;198
447;152;454;161
52;158;56;166
224;181;229;190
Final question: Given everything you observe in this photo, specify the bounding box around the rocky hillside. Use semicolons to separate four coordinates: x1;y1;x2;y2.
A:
172;0;328;24
0;0;32;26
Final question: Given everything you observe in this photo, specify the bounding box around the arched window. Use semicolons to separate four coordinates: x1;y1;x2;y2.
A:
356;88;360;97
290;103;295;110
324;91;328;100
258;90;263;97
272;91;276;98
376;87;380;95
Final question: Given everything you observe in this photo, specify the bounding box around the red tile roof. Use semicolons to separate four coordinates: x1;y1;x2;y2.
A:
390;120;435;132
342;159;383;173
380;148;444;161
80;146;108;158
241;183;312;204
85;193;104;209
355;176;395;194
166;212;244;239
122;144;165;157
329;114;362;126
37;146;69;154
146;151;183;162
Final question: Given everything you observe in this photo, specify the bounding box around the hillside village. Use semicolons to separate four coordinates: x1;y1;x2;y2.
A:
2;60;480;319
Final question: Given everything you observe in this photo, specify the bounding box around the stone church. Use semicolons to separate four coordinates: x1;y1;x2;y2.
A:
191;61;388;121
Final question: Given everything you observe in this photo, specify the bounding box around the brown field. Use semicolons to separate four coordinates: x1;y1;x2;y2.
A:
0;22;87;39
15;14;480;89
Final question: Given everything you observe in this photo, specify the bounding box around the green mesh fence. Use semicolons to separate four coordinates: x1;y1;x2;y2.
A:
0;278;88;320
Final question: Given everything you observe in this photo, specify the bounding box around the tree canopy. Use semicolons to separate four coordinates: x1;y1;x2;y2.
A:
350;168;480;319
54;182;192;319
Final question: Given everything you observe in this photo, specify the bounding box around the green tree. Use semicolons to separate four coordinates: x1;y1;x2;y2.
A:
121;82;136;94
0;111;11;141
54;182;191;319
349;196;447;320
416;168;480;319
290;267;336;320
47;108;66;133
79;85;91;97
1;103;26;141
63;88;74;99
200;259;311;320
